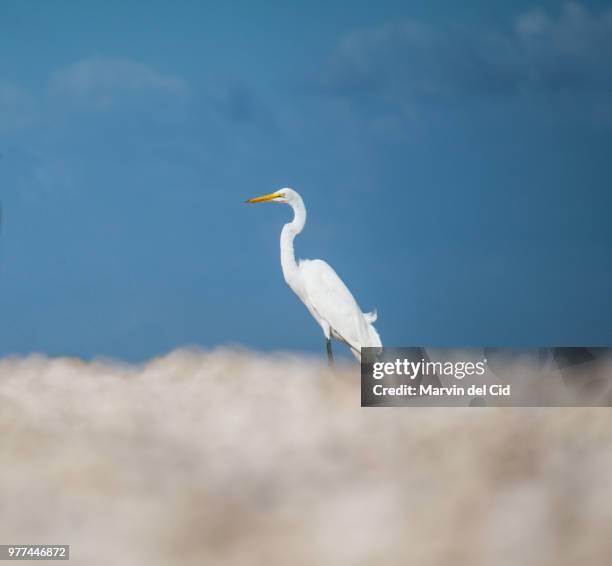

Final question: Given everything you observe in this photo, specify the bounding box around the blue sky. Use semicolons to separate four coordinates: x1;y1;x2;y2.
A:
0;1;611;360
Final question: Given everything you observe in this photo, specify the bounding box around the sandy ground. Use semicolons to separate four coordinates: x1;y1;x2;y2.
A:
1;348;611;566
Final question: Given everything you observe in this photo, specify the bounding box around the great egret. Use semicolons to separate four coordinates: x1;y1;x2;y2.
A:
246;188;382;364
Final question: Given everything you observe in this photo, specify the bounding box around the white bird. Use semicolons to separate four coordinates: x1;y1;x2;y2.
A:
246;188;382;364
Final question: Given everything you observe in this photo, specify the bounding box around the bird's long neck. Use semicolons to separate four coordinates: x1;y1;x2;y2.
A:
280;197;306;289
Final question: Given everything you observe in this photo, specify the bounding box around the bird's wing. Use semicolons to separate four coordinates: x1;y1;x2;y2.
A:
299;259;371;352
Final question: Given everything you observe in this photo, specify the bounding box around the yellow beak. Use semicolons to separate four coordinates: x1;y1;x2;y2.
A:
245;191;282;204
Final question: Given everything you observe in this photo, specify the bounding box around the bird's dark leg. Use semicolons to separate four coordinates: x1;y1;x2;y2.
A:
326;338;334;367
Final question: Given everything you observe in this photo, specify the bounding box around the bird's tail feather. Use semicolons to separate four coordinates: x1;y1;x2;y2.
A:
363;309;377;323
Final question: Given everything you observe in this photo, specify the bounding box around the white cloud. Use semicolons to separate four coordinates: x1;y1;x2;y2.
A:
49;57;190;108
516;9;550;36
319;2;612;103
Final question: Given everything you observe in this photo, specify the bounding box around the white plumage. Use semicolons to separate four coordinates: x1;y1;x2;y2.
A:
246;188;381;363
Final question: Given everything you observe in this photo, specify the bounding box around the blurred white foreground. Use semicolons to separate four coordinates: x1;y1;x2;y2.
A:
1;349;611;566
